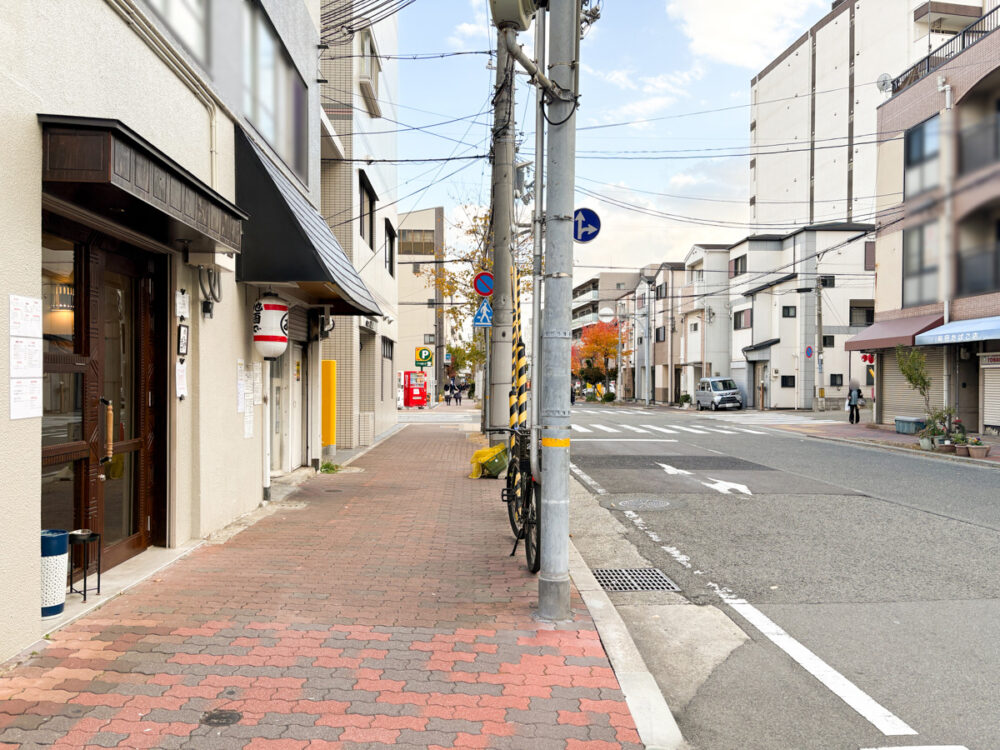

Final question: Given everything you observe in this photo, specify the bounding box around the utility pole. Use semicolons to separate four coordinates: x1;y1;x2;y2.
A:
815;279;824;410
538;0;577;621
645;278;653;405
529;10;546;478
488;24;516;441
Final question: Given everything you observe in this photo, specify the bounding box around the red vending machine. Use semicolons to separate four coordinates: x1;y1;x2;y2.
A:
403;370;428;408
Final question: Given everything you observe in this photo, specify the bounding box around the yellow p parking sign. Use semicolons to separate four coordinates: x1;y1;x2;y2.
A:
415;346;433;367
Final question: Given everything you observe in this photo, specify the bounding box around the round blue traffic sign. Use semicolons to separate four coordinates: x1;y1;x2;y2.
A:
805;346;814;359
573;208;601;243
473;271;494;297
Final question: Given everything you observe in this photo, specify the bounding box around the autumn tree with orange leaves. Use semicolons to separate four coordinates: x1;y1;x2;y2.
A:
575;321;620;387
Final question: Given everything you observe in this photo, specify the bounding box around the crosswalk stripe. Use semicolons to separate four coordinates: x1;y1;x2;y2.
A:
704;427;736;434
570;424;592;433
641;424;678;434
673;425;710;434
620;424;650;434
591;424;620;433
737;428;768;434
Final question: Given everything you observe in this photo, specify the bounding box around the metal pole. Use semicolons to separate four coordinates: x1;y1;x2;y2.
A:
615;307;622;401
539;0;577;622
529;9;546;477
489;25;516;442
645;280;652;405
816;280;824;410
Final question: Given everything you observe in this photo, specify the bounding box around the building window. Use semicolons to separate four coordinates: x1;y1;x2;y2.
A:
358;30;382;117
381;337;393;401
849;304;874;326
616;282;625;289
655;326;666;342
148;0;208;62
400;228;435;255
904;115;940;198
819;275;835;288
384;220;396;277
830;374;844;387
655;283;666;299
781;375;796;388
729;255;747;278
412;262;421;274
359;171;377;247
823;335;835;348
690;322;698;332
903;221;939;307
243;2;308;180
782;306;797;318
423;334;435;345
733;309;752;330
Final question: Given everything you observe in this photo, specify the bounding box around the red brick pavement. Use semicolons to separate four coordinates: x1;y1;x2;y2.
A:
0;424;643;749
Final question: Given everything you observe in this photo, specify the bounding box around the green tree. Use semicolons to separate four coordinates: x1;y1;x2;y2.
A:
895;345;932;415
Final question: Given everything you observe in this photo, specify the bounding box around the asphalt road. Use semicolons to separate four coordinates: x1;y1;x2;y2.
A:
568;404;1000;750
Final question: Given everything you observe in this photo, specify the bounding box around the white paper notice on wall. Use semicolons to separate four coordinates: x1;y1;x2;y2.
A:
243;380;254;439
10;377;42;419
9;295;42;338
176;360;188;399
10;337;43;379
175;289;190;319
253;362;263;405
237;359;245;413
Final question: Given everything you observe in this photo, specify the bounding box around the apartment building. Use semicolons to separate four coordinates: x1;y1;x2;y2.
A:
677;245;732;400
727;226;875;409
1;0;380;660
848;5;1000;433
397;207;446;401
319;4;399;448
622;264;685;403
571;272;639;340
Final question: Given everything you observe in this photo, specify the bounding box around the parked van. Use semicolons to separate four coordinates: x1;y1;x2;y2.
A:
695;377;743;411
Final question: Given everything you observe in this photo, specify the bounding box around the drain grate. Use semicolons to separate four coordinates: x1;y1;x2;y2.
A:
592;568;679;592
201;710;242;726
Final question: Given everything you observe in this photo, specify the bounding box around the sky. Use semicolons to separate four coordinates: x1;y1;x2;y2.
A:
391;0;832;283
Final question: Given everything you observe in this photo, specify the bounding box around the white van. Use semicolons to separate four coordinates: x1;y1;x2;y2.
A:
695;377;743;411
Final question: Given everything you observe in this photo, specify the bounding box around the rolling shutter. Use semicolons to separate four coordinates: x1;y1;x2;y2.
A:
879;348;945;425
984;368;1000;428
287;305;309;342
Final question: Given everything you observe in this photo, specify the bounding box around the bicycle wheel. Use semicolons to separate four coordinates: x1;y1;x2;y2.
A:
524;480;540;573
506;461;523;538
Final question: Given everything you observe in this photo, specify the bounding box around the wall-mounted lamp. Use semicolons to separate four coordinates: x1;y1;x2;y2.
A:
50;283;74;311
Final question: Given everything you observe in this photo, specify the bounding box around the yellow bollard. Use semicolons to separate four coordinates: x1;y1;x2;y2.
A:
322;360;337;449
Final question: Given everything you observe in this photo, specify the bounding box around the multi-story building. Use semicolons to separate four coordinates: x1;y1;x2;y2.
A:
847;5;1000;433
398;207;446;401
624;263;685;404
677;245;732;399
319;4;399;448
571;272;638;340
727;225;875;409
2;0;379;660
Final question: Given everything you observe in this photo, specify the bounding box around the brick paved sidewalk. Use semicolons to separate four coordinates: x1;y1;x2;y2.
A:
0;424;643;749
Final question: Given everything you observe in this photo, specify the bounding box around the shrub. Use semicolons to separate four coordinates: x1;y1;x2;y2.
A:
602;391;616;402
585;394;598;402
320;462;340;474
679;393;691;405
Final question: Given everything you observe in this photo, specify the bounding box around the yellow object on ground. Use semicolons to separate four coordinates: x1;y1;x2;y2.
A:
322;360;336;449
469;444;507;479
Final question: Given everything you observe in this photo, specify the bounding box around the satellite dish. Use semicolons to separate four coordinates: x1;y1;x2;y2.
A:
597;307;615;323
876;73;893;94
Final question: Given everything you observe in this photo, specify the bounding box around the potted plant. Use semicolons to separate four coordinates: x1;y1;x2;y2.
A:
967;437;991;459
917;425;935;451
953;433;969;457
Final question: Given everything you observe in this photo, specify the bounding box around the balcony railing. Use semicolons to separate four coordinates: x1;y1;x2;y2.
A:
959;115;1000;176
572;311;598;328
892;5;1000;95
957;243;1000;297
572;289;599;306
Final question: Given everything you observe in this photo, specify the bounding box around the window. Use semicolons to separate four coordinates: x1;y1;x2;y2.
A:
864;241;876;271
637;336;643;345
148;0;207;61
690;322;699;332
903;222;939;307
780;375;796;388
711;379;738;392
782;306;797;318
830;374;844;387
849;304;874;326
819;275;835;288
733;309;752;330
384;220;396;277
399;228;435;255
381;337;393;401
616;282;625;289
412;262;421;274
729;255;747;278
358;30;382;117
243;2;308;180
823;335;835;348
423;334;435;345
655;283;666;299
904;115;940;197
655;326;666;342
359;171;377;247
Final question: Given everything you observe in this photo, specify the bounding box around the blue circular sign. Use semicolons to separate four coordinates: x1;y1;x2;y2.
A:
573;208;601;243
473;271;494;297
805;346;814;358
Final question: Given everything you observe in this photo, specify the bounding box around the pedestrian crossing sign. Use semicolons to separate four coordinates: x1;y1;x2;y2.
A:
473;299;493;328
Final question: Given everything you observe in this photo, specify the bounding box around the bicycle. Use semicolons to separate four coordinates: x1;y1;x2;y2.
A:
487;426;540;573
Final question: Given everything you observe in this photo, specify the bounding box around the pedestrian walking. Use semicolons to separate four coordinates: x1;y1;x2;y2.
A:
455;386;462;406
847;380;863;424
570;387;576;405
444;383;452;406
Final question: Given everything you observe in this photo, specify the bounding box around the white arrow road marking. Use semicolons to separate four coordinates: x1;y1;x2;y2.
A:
620;424;650;433
591;424;619;433
657;462;692;476
570;424;592;433
701;478;753;495
641;424;678;434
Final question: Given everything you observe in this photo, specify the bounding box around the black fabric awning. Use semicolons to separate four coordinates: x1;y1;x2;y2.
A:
235;129;381;315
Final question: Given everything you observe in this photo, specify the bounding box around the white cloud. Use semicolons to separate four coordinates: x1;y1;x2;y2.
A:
582;63;638;91
665;0;825;70
613;96;678;129
448;0;490;49
639;63;704;97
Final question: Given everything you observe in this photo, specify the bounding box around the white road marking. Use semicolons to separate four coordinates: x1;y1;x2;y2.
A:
591;424;620;433
674;425;710;434
701;478;753;496
620;424;650;434
572;439;678;443
570;424;592;433
662;545;692;568
708;585;917;737
704;427;737;434
705;448;725;455
860;747;967;750
641;424;678;434
569;463;607;495
657;462;692;476
737;428;768;435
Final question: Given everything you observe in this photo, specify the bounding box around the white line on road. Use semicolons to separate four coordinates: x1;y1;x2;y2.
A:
860;746;967;750
620;424;650;433
569;463;607;495
591;424;620;433
641;424;678;434
737;428;768;435
673;425;710;434
570;424;592;433
710;586;917;737
704;427;737;434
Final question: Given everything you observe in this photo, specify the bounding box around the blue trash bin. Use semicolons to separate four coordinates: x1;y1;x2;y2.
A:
41;529;69;618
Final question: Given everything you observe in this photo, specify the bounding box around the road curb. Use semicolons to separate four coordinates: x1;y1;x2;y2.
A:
786;429;1000;470
567;537;686;750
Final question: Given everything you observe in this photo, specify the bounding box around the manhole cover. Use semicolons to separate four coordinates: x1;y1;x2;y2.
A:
611;497;671;511
592;568;680;592
201;710;242;726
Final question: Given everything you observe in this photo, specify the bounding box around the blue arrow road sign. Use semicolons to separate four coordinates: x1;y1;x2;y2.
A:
573;208;601;243
473;299;493;328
